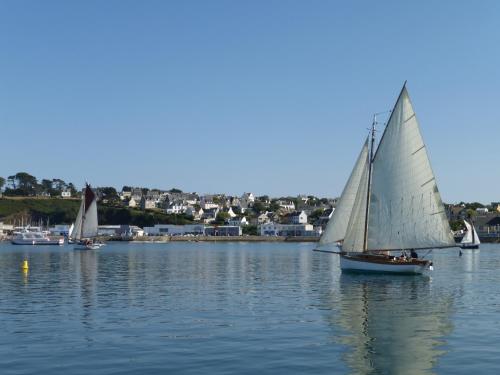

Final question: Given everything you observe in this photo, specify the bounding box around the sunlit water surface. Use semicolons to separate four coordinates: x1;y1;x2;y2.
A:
1;242;500;374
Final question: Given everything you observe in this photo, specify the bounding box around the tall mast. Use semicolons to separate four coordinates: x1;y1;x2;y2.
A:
363;117;376;252
80;185;86;240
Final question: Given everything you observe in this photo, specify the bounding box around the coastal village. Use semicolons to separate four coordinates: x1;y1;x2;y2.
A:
0;173;499;242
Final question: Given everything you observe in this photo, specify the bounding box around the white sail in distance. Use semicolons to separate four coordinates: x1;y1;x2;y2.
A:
461;220;480;246
366;86;455;250
74;184;99;240
317;139;369;251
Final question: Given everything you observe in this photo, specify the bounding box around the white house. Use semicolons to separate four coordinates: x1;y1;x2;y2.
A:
202;207;219;223
257;212;271;224
241;192;255;206
61;190;72;198
259;223;316;237
277;200;296;211
120;189;132;200
227;207;237;218
185;206;204;220
289;210;308;224
476;207;489;214
166;202;188;214
228;216;248;226
127;197;139;208
140;196;157;210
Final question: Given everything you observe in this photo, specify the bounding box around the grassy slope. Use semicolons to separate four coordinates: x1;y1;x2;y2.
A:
0;198;193;227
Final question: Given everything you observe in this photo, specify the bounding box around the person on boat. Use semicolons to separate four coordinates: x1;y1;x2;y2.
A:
410;249;418;259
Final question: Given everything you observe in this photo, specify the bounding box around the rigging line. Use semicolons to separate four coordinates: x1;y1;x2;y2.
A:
431;210;446;216
421;249;433;259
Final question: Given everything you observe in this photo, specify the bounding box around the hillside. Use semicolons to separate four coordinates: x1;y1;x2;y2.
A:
0;198;193;227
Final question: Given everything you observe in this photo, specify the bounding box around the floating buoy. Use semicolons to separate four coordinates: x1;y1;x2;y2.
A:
22;259;29;270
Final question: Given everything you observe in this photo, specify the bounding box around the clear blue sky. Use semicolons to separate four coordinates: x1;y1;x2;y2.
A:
1;1;498;203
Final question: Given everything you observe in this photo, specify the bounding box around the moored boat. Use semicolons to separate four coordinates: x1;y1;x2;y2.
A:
11;226;64;245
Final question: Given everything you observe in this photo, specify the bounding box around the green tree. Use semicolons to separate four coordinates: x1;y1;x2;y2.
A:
252;201;266;213
51;178;67;192
0;177;5;191
308;208;324;222
242;225;258;235
68;183;78;196
215;211;230;225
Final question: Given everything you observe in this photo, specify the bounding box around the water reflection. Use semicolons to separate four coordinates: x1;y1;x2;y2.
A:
326;274;453;374
74;250;98;331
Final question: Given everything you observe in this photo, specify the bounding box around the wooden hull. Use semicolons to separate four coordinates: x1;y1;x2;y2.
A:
340;253;432;274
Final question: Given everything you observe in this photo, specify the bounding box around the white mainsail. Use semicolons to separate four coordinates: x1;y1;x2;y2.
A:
366;86;455;250
73;184;99;241
461;220;480;246
317;139;369;251
82;199;98;238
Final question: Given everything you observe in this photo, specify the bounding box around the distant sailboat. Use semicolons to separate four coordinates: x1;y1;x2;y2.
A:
320;84;457;274
73;183;102;250
461;220;480;250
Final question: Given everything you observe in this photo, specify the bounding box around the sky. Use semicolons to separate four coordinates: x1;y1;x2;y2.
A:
1;1;499;203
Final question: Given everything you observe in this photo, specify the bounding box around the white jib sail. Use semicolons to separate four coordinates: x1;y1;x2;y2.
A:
81;199;98;238
342;150;369;252
68;223;75;238
73;200;84;241
367;86;455;250
472;224;480;245
317;139;369;251
461;220;473;244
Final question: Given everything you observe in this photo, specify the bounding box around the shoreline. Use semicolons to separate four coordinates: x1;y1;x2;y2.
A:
123;235;320;243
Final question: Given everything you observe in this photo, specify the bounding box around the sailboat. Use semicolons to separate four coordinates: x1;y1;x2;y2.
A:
461;220;480;249
319;83;456;274
72;183;102;250
67;223;75;244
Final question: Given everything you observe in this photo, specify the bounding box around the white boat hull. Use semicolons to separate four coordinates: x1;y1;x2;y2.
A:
12;238;64;246
74;243;101;250
340;254;431;274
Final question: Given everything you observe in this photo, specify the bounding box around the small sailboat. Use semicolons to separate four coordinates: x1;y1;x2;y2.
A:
72;183;102;250
318;83;457;274
461;220;480;250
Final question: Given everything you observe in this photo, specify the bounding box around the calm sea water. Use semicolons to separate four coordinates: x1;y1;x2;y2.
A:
1;241;499;374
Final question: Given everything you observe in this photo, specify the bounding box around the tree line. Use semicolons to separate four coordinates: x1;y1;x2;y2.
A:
0;172;78;197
